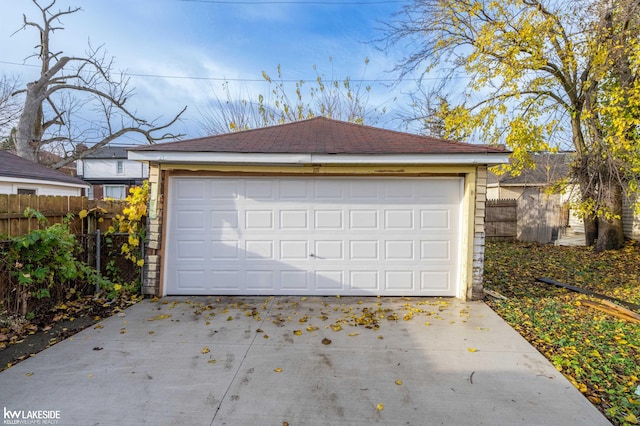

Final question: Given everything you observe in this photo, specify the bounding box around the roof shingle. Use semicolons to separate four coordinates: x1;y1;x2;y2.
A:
0;151;87;186
131;117;507;155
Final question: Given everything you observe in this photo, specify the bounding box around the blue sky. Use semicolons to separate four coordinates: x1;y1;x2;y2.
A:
0;0;419;143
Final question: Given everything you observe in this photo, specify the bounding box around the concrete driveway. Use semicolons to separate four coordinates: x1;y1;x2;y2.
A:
1;296;609;426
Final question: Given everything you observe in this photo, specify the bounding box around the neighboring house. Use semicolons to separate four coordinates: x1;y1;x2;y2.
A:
0;151;89;196
488;152;640;243
129;117;509;300
77;146;149;200
487;152;580;243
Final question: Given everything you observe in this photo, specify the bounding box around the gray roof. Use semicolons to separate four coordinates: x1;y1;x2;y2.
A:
0;151;88;187
82;146;130;159
488;152;574;185
131;117;508;155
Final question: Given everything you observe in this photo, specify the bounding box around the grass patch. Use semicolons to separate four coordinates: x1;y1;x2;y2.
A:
483;241;640;425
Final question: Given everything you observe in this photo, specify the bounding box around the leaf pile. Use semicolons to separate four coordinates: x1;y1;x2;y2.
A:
483;241;640;425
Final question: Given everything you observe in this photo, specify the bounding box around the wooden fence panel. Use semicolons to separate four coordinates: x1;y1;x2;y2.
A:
486;199;517;241
0;194;126;238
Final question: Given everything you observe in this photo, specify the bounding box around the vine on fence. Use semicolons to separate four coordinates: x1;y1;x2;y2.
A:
100;181;148;297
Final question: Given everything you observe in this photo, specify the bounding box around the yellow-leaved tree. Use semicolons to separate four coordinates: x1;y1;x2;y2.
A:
383;0;639;251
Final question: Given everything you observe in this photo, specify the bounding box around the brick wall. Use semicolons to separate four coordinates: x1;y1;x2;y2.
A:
143;165;163;296
471;166;488;300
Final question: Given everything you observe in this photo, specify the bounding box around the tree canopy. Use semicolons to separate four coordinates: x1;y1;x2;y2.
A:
383;0;640;250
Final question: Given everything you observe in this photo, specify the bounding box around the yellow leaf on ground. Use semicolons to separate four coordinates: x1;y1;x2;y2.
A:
274;368;282;373
467;347;477;352
293;330;302;336
25;372;33;377
330;324;342;332
376;403;384;411
395;379;402;385
201;346;210;354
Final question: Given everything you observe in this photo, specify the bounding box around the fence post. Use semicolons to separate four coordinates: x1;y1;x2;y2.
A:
95;228;101;293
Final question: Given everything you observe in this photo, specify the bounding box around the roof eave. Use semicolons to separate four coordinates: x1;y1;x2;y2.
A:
0;175;90;189
128;151;511;166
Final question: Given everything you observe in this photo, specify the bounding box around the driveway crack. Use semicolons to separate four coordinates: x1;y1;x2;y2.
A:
209;296;274;425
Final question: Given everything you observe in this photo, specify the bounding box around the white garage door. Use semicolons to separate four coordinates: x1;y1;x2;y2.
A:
165;176;462;296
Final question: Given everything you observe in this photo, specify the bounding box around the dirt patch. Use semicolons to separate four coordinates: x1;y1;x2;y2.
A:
0;316;98;370
0;295;141;371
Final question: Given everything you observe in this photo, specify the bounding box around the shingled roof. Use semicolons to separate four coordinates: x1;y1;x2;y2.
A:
0;151;88;186
132;117;506;155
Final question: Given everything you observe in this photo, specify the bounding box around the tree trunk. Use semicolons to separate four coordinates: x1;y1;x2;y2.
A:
15;82;44;163
594;182;625;252
583;216;598;246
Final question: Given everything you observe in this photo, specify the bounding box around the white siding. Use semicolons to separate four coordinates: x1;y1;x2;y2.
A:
0;179;84;196
80;159;148;179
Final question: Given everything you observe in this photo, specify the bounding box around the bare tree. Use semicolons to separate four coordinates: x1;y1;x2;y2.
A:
0;75;22;147
199;59;384;135
12;0;185;168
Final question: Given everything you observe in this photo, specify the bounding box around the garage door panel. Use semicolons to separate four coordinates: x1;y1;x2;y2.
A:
314;271;344;291
246;271;274;290
280;210;308;229
350;240;379;260
245;210;274;230
176;240;206;260
420;209;451;230
245;240;274;259
280;270;310;290
175;270;206;291
349;210;378;229
420;240;451;260
211;241;239;259
420;271;451;292
165;177;462;296
385;271;414;291
314;210;343;229
210;271;242;290
384;210;414;229
314;240;343;260
210;180;239;200
176;211;206;230
315;180;344;200
350;271;379;291
385;240;414;260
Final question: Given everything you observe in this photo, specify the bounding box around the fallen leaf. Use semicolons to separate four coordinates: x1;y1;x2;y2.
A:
467;347;477;353
306;326;319;332
87;374;93;378
201;346;210;354
25;372;33;377
330;324;342;332
322;338;332;345
274;368;282;373
395;379;403;385
227;316;234;321
208;359;217;364
348;332;359;337
376;403;384;411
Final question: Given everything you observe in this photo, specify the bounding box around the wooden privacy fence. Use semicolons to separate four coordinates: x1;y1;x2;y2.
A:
0;194;127;237
485;199;517;241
